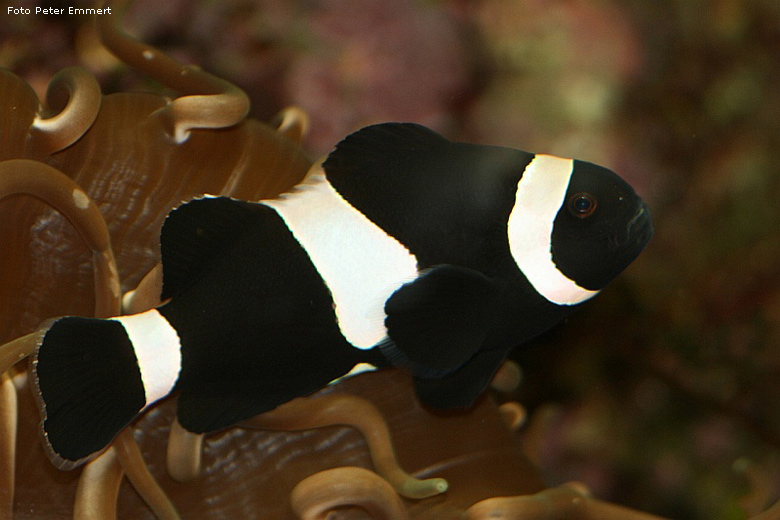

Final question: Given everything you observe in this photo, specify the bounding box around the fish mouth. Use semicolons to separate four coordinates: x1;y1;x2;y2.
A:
626;202;653;245
627;203;647;230
608;203;653;251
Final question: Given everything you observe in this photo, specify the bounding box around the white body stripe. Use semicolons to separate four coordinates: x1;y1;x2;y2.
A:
115;309;182;410
508;155;599;306
328;362;379;386
263;167;418;349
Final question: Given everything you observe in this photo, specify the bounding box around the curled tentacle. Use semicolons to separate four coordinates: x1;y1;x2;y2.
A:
467;482;670;520
734;458;778;516
498;401;527;432
241;394;448;499
158;85;251;144
166;417;203;483
96;1;249;143
74;448;125;520
490;360;522;394
291;466;409;520
0;372;16;520
272;107;310;144
113;428;181;520
751;499;780;520
27;67;102;156
0;159;120;318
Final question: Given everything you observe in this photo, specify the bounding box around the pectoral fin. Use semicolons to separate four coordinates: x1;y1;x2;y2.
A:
413;348;509;410
381;265;498;377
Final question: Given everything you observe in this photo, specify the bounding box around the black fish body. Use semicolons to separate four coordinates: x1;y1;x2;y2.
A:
31;123;653;469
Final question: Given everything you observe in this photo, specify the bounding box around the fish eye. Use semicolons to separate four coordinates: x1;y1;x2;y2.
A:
568;192;597;218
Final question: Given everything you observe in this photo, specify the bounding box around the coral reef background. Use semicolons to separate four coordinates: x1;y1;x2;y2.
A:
2;0;779;518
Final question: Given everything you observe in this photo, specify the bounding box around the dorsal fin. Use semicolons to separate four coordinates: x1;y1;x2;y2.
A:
321;122;532;268
322;122;450;184
160;196;259;300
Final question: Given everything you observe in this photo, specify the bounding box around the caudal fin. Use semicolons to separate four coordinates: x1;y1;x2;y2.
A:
31;316;147;470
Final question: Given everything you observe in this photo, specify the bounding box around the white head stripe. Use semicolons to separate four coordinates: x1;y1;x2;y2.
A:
508;155;599;306
115;309;181;410
263;168;418;349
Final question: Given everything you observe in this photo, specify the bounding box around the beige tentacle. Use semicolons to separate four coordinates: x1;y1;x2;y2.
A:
96;1;249;143
166;417;203;483
74;449;125;520
497;401;527;432
490;360;522;393
467;482;670;520
272;107;310;144
241;394;448;499
0;330;39;515
750;499;780;520
113;428;181;520
0;372;16;520
122;263;163;314
0;159;119;318
0;333;35;514
0;333;38;377
27;67;102;156
291;467;409;520
734;458;779;517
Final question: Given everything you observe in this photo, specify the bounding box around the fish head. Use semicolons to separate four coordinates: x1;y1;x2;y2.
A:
507;155;652;306
549;160;653;292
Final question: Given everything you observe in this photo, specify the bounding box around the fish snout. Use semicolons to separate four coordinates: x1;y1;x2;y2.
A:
627;202;653;245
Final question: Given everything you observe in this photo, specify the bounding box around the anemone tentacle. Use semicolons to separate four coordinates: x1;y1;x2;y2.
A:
166;418;204;483
241;394;448;500
114;429;181;520
27;67;102;157
74;448;124;520
291;467;409;520
95;0;249;143
0;372;16;520
0;160;119;318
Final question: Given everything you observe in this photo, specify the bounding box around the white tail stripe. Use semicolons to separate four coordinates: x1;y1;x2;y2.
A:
263;167;418;349
116;309;182;409
508;155;599;306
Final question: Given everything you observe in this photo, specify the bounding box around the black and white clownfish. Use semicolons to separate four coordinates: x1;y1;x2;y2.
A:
31;123;653;469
